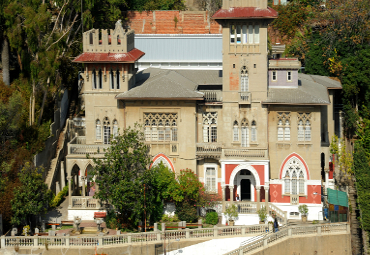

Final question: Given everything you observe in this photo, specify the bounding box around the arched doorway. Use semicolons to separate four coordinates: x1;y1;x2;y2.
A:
71;164;81;196
234;169;256;201
85;164;96;196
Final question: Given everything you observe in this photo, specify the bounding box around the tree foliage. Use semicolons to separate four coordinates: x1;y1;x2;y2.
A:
11;163;52;227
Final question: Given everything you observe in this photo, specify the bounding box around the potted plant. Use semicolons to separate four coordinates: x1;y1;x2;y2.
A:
225;204;238;226
257;206;268;224
298;204;309;222
268;221;274;232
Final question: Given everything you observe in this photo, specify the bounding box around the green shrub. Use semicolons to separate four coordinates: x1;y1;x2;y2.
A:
176;200;197;223
298;204;308;216
50;184;69;208
105;210;119;229
257;206;267;222
161;214;179;222
205;211;218;225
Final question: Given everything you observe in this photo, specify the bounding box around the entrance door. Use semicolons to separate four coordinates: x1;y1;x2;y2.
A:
241;179;251;201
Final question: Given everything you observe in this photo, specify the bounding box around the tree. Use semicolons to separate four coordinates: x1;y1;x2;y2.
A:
195;0;222;15
90;125;151;227
11;162;52;227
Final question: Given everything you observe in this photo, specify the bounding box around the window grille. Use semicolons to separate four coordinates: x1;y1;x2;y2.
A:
203;112;218;143
144;113;178;142
205;167;216;192
283;157;306;195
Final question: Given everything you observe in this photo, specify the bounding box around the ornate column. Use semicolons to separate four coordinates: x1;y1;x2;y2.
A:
230;186;234;202
256;186;261;210
81;176;86;197
221;184;226;213
67;176;72;208
264;183;269;210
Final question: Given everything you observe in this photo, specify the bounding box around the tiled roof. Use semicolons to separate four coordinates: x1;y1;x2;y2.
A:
116;68;205;100
212;7;278;19
73;48;145;63
263;73;341;105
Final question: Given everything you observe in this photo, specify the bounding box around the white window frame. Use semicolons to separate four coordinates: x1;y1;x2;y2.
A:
254;25;260;44
95;119;101;141
282;157;307;196
144;113;178;142
236;25;242;44
230;25;235;44
287;71;292;82
204;164;218;193
203;112;218;143
251;121;257;142
233;121;239;142
272;71;277;81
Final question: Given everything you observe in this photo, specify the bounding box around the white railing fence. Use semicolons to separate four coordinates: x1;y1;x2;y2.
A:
0;223;349;250
223;223;349;255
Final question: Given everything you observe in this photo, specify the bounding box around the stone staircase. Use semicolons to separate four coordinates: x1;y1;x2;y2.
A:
348;181;364;255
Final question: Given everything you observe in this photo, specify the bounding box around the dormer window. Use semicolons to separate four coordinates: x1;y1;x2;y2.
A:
287;71;292;81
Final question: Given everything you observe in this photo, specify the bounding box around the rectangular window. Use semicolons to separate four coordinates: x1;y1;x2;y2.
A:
165;127;171;141
113;126;118;138
241;76;248;92
284;179;290;194
305;125;311;141
248;25;254;44
287;71;292;81
96;126;101;140
230;25;235;44
254;25;260;44
145;127;151;141
236;25;241;44
272;71;277;81
291;179;297;195
278;127;284;141
206;167;216;192
242;25;248;43
233;127;239;141
104;126;111;144
110;72;114;89
151;127;158;141
158;127;164;141
241;127;249;147
298;125;304;141
251;127;257;142
285;127;290;141
171;127;178;141
299;180;305;194
211;127;217;142
203;126;209;143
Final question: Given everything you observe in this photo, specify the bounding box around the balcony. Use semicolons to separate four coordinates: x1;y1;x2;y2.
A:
223;148;268;159
196;143;223;159
200;90;222;103
68;136;110;155
239;92;251;104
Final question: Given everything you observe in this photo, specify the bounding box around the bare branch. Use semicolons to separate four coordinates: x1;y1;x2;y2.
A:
46;13;78;52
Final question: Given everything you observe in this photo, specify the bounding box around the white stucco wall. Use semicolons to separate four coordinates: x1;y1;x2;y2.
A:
68;209;106;221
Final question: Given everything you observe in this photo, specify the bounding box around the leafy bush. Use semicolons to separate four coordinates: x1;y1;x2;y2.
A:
205;211;218;225
176;200;197;223
105;210;119;230
225;204;239;221
161;214;179;222
298;204;309;216
50;184;69;208
257;206;267;222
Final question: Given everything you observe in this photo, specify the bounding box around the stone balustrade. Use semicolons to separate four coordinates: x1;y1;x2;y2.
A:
0;223;349;250
223;148;268;159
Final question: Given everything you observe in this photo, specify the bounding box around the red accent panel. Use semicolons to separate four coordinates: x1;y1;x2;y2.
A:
149;154;175;172
252;165;265;185
73;48;145;63
225;164;238;184
212;7;278;19
299;185;322;204
269;184;290;203
260;187;265;202
279;153;310;180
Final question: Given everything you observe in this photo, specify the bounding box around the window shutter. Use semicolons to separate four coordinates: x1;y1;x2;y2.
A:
248;25;254;44
203;126;209;143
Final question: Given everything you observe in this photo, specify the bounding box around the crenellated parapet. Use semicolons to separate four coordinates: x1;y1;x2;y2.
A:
83;20;135;54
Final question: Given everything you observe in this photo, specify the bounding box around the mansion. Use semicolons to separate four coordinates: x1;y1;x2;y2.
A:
65;0;341;223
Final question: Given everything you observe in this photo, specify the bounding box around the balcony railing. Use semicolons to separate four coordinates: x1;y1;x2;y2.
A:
68;137;110;155
239;92;251;104
71;196;100;209
223;148;268;159
196;143;223;159
200;90;222;102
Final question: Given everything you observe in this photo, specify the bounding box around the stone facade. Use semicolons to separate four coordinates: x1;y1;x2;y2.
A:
66;1;340;222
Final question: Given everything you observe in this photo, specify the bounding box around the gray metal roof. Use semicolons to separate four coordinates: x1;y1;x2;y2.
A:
116;68;204;100
135;34;222;63
263;73;341;105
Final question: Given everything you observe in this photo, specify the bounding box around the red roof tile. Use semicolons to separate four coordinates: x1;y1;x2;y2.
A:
73;48;145;63
212;7;278;19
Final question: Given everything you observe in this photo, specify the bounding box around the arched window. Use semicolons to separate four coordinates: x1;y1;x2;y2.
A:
241;66;249;92
283;157;307;195
116;70;120;89
285;120;290;140
110;70;114;89
117;35;121;45
233;120;239;142
298;113;311;142
251;121;257;142
89;33;93;45
277;112;290;141
278;119;284;141
241;118;249;147
113;120;118;138
98;69;102;89
96;120;101;140
203;112;218;143
298;120;304;141
103;117;111;144
92;69;97;89
144;113;178;142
